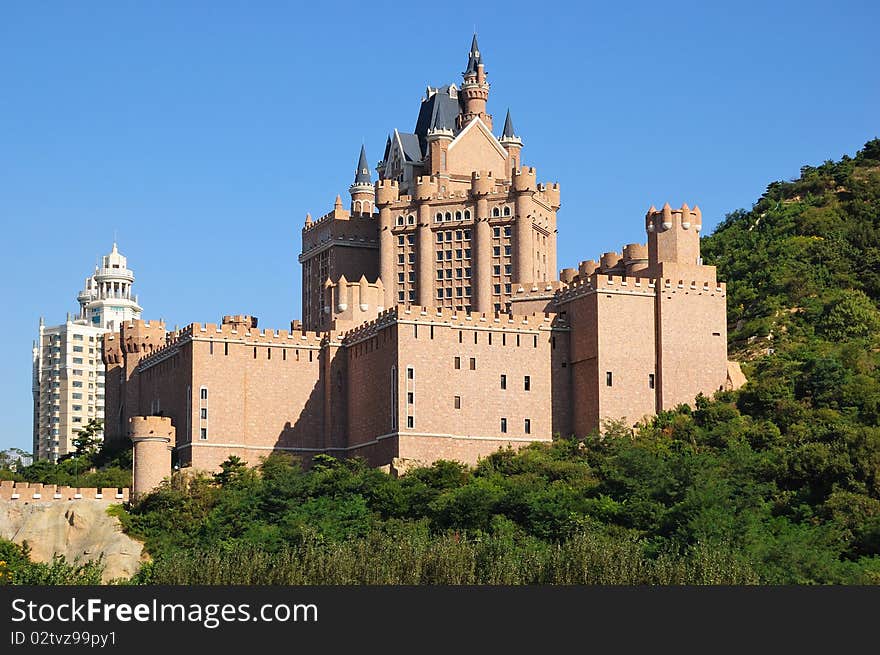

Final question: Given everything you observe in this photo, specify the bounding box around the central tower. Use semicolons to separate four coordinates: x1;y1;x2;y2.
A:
299;34;560;327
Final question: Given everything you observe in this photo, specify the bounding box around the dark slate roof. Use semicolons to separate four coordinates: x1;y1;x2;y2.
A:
398;132;423;162
502;109;516;138
382;135;392;162
414;87;461;151
354;145;371;184
464;33;482;76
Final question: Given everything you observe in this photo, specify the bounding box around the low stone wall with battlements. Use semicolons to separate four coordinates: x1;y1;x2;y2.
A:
0;481;129;503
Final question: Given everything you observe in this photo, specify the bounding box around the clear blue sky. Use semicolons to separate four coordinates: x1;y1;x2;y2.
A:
1;1;877;452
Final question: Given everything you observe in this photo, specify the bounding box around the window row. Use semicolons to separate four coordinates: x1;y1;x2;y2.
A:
437;287;472;299
436;249;471;261
437;230;471;242
434;210;472;222
499;375;531;391
604;372;656;389
436;268;473;280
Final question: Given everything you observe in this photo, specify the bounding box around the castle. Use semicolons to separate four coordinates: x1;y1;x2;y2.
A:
100;37;742;492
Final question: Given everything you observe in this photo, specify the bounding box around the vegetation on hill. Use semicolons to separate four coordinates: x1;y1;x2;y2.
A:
4;139;879;585
0;420;131;489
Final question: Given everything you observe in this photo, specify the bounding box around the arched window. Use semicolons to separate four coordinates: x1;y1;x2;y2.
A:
455;211;462;220
397;216;404;226
445;212;452;221
464;210;471;220
492;207;500;217
407;214;415;225
503;206;511;216
436;212;443;222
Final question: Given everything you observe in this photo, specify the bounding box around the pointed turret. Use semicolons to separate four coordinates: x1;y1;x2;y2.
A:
349;145;376;215
502;109;516;138
354;144;371;185
458;33;492;130
499;108;523;172
464;33;482;76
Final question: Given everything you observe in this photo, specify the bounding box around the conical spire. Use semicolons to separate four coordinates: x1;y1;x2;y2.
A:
464;33;482;76
502;109;516;138
354;144;371;184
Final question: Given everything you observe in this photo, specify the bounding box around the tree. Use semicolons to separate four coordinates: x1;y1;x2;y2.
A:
72;419;103;458
213;455;248;487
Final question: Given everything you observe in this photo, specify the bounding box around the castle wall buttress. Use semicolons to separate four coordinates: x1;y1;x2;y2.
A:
655;281;728;411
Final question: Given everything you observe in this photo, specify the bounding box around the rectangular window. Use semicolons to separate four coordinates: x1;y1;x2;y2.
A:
398;254;405;264
200;387;208;400
437;288;444;299
524;375;531;391
73;357;83;364
200;428;208;440
408;254;415;263
606;372;613;387
72;393;82;399
73;334;83;341
500;374;507;389
437;270;444;280
469;357;476;370
649;373;655;389
445;269;452;279
504;227;511;237
73;381;83;388
224;342;229;356
454;396;461;409
454;356;461;369
493;246;500;256
399;291;405;302
500;418;507;434
407;416;414;428
200;408;207;419
407;367;414;380
524;418;531;434
407;392;414;404
504;245;511;256
209;341;214;355
73;345;83;352
437;250;444;261
493;265;500;275
399;273;406;283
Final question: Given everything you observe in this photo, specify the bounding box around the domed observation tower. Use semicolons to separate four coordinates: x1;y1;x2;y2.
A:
77;243;143;331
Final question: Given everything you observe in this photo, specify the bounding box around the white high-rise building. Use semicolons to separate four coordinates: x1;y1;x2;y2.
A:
32;243;143;461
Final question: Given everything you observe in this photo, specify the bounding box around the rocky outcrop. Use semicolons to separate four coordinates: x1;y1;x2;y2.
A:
0;501;144;582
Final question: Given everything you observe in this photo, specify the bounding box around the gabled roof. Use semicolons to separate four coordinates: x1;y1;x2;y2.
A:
394;130;424;163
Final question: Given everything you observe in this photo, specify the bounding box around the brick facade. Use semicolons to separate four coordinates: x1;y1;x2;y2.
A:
101;37;740;483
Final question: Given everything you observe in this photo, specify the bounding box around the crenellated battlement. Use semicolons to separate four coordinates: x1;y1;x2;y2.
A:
136;318;326;370
0;480;129;502
414;175;439;201
470;170;494;196
645;202;702;234
376;179;400;206
512;167;538;193
554;273;725;305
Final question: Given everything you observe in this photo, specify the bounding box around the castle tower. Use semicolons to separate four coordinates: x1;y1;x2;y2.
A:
458;34;492;131
499;109;523;173
349;145;375;216
129;416;175;498
644;202;709;281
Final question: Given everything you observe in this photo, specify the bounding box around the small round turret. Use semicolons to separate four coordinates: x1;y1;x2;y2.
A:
130;416;175;498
